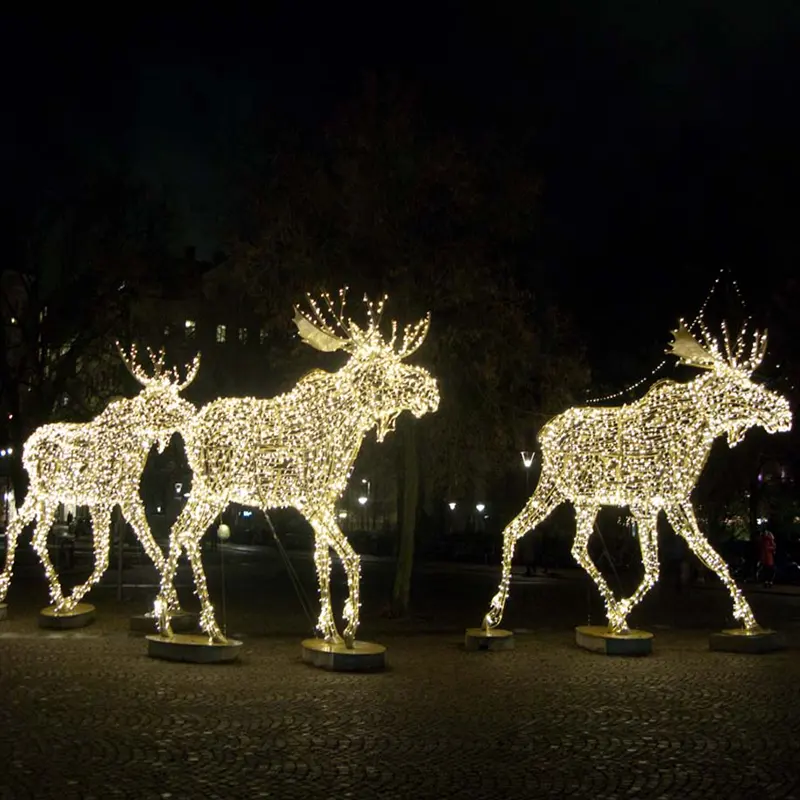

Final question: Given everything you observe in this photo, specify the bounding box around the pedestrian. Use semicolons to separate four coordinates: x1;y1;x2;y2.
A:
759;528;776;587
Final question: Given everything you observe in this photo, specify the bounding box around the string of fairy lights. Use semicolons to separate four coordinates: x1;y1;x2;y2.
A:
586;267;749;405
156;290;439;646
0;347;199;614
484;320;792;634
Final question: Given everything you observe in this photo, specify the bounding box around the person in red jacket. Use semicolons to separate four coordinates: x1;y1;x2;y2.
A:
759;528;777;587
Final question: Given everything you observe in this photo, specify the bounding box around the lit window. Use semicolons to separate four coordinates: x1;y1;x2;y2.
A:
238;327;248;344
185;320;196;339
259;328;268;345
216;324;227;343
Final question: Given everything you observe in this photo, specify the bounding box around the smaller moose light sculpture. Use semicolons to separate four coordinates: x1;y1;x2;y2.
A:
157;290;440;649
0;346;199;617
483;320;792;638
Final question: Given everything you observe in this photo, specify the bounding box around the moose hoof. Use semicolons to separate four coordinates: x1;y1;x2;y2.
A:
464;627;515;652
575;625;653;656
146;633;243;663
301;638;386;672
709;627;786;654
129;611;195;635
39;603;95;629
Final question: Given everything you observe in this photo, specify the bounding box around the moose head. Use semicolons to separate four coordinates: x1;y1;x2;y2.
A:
293;289;440;440
668;320;792;446
117;343;200;452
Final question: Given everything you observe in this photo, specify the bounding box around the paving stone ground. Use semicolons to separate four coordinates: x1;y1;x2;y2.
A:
2;548;800;799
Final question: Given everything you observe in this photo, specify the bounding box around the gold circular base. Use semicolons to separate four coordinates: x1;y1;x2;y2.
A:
710;627;785;654
146;633;243;663
464;627;515;652
301;638;386;671
39;603;95;629
720;626;775;637
576;625;653;655
578;625;654;640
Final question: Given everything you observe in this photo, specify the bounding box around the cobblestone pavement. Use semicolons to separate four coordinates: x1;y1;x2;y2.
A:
2;555;800;799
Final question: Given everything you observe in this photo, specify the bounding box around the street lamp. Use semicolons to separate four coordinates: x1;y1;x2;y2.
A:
448;501;457;511
358;477;371;506
476;503;485;513
521;451;535;491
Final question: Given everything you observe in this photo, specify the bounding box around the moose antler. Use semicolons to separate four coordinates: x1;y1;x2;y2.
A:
667;320;768;375
395;313;431;359
667;322;717;370
293;288;353;353
294;289;431;359
722;319;768;373
116;342;201;390
172;353;202;391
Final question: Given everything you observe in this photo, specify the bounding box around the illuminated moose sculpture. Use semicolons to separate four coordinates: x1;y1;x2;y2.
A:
484;321;792;634
157;291;440;645
0;346;199;615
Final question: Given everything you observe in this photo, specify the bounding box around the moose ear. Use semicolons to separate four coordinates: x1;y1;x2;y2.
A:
293;310;348;353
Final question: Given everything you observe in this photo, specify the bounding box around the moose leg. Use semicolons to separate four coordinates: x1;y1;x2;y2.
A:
0;496;38;603
571;504;629;633
158;524;186;637
313;509;361;649
123;496;179;611
176;498;226;642
668;502;757;630
60;502;113;612
608;507;660;632
308;523;341;643
30;502;63;609
484;479;561;629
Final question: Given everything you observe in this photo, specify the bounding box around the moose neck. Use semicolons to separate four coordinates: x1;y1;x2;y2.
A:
292;366;380;457
675;373;732;461
638;376;720;465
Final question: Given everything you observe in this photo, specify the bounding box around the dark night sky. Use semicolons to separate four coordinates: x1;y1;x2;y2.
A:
5;4;800;380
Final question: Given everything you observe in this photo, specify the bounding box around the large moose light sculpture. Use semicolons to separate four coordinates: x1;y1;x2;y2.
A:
0;346;199;617
483;320;792;636
157;290;440;647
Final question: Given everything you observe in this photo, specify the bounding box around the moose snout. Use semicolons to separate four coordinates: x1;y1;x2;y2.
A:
764;395;793;434
774;401;793;433
412;377;440;417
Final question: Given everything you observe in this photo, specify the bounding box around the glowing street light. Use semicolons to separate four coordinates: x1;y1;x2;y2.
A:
448;501;457;511
357;495;368;506
476;503;486;513
521;451;534;491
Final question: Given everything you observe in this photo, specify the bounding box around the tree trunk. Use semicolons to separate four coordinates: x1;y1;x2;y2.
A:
391;420;418;616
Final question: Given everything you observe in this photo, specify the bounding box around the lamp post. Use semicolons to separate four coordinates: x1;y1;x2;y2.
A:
358;478;370;529
521;451;535;492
